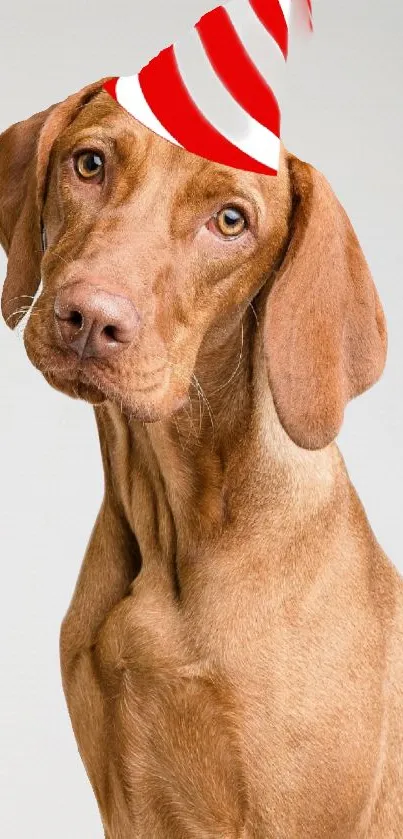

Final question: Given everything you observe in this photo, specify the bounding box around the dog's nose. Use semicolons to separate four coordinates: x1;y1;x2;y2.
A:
54;282;139;360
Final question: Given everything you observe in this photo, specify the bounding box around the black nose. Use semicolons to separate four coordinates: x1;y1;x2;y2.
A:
54;282;140;360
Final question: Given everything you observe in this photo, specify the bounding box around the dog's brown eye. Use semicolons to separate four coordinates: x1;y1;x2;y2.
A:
214;207;247;238
75;151;104;180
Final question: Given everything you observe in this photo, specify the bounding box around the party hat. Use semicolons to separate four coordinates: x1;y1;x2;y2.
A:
103;0;313;176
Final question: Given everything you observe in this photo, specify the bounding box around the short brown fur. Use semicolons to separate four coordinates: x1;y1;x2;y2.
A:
1;82;402;838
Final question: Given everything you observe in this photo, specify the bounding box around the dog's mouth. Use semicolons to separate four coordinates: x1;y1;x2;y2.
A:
58;357;171;416
79;361;177;420
25;335;188;421
22;294;192;420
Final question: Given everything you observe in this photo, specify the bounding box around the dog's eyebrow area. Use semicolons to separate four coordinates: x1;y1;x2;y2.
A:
169;163;265;232
173;164;258;207
58;124;148;165
55;94;151;163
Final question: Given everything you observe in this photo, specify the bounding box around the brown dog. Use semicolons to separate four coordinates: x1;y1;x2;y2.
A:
1;79;402;838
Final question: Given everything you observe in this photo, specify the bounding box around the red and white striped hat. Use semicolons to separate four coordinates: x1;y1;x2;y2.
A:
103;0;312;176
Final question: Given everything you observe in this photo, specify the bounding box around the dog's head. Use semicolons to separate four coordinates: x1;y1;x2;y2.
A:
0;80;387;449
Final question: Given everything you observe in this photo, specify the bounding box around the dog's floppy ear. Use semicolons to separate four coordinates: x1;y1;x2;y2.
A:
264;155;387;450
0;79;108;328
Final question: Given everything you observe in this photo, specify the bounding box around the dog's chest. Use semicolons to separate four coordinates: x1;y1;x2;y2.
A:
90;559;383;838
92;563;247;836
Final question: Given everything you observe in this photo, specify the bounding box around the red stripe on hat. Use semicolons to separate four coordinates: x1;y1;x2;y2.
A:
103;77;118;99
249;0;288;58
307;0;313;30
196;6;280;138
138;46;277;175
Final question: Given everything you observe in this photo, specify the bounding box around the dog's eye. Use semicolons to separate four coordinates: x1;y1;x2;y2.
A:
211;207;247;238
75;151;104;181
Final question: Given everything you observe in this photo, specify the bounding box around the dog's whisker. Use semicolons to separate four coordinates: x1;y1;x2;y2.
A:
5;306;32;325
209;320;245;396
195;377;204;435
173;373;202;447
148;353;215;445
172;414;188;456
191;374;215;447
53;251;74;268
5;294;36;305
248;300;260;330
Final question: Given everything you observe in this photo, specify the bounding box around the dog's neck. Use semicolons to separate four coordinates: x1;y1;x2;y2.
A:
96;305;341;588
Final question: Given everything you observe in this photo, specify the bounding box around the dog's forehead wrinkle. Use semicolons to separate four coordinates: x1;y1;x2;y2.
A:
69;92;130;132
56;101;150;169
169;163;271;226
183;166;243;204
108;136;181;209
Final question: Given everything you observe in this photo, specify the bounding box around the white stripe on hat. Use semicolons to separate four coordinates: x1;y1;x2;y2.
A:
225;0;286;104
115;76;181;147
173;26;280;172
278;0;292;25
104;0;313;175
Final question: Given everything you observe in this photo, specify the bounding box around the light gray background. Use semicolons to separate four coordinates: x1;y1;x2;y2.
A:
0;1;402;836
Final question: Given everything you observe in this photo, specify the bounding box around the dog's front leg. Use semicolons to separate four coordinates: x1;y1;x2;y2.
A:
60;489;140;834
